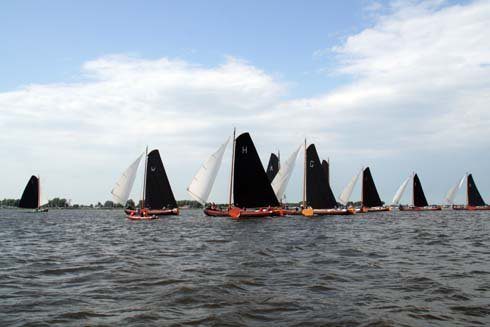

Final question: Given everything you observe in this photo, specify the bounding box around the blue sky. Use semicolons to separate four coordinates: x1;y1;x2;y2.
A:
1;0;368;95
1;0;489;205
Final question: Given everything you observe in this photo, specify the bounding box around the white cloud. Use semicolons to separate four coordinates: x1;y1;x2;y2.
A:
1;0;489;204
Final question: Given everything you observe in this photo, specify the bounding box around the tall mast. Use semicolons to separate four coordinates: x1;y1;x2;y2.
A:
412;172;415;207
142;146;148;208
361;167;364;207
228;128;236;208
302;138;306;207
38;175;41;209
278;149;281;170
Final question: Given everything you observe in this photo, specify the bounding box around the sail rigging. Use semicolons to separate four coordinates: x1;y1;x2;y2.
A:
445;174;467;205
392;176;410;205
339;169;362;205
413;174;429;207
19;176;40;209
305;144;337;209
233;133;279;208
187;137;230;204
111;154;143;205
145;150;177;209
362;167;383;207
271;145;301;201
266;153;280;182
467;174;486;206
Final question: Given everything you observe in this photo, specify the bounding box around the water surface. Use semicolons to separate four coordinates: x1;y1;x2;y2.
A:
0;209;489;326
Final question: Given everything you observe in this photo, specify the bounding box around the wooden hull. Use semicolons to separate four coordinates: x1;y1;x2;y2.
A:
203;208;230;217
357;206;391;213
453;205;490;211
303;207;356;217
204;207;274;219
399;206;442;211
127;215;159;221
125;208;179;216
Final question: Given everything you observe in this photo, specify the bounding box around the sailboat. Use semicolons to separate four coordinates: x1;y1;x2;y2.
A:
447;173;490;210
301;143;355;217
189;130;281;219
396;173;441;211
19;175;48;212
266;152;280;182
112;148;179;219
338;167;390;213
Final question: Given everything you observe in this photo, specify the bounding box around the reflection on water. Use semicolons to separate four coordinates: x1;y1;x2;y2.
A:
0;209;489;326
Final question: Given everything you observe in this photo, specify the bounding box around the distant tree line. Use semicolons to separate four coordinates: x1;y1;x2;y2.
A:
1;198;204;209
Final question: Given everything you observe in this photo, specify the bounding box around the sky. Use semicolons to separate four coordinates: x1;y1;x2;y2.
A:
1;0;489;205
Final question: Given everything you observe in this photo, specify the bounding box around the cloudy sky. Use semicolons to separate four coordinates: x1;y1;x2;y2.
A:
1;0;489;205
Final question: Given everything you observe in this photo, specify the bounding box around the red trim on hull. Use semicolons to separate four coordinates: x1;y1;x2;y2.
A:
399;205;442;211
453;205;490;211
125;208;179;216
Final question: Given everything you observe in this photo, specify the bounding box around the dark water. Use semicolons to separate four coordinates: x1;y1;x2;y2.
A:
0;209;489;326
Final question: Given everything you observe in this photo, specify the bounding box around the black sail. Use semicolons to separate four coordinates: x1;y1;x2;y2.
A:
145;150;177;209
306;145;337;209
19;175;39;209
467;174;486;206
362;167;383;207
233;133;279;208
266;153;280;182
413;174;429;207
322;160;329;185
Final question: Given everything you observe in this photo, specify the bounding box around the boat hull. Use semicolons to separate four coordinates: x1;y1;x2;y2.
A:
204;207;274;219
303;207;356;217
125;208;179;216
399;206;442;211
127;215;159;221
452;205;490;211
34;208;49;213
357;206;391;213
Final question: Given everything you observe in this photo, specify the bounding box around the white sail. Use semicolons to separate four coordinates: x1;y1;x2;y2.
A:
111;154;143;205
272;145;302;200
444;174;467;204
339;169;362;205
392;176;410;205
187;137;230;205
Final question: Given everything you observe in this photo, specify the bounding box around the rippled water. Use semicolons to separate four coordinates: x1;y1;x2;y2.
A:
0;209;489;326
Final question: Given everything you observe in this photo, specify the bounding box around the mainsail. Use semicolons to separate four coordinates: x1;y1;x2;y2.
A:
233;133;279;208
413;174;429;207
339;169;362;205
145;150;177;209
266;153;280;182
19;175;39;209
187;138;230;204
111;154;143;205
392;176;410;205
467;174;486;206
362;167;383;207
306;144;337;209
271;145;301;201
322;160;329;185
444;174;467;205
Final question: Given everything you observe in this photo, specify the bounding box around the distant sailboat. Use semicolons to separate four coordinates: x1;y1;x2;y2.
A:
301;143;354;217
397;173;442;211
19;175;48;212
449;173;490;210
113;148;179;219
359;167;390;212
338;167;390;213
266;152;280;182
